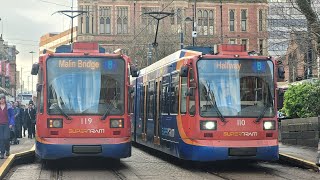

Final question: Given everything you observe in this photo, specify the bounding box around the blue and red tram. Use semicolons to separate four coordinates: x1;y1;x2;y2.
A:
31;42;138;160
130;45;283;161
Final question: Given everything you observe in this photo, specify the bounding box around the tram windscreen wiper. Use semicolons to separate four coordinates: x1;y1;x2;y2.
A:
101;109;109;120
204;81;226;123
208;91;226;123
52;103;72;120
255;104;270;123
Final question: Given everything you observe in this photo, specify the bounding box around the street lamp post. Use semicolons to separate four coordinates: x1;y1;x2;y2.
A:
29;51;35;93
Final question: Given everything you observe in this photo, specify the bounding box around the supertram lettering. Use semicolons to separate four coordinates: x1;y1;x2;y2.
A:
68;129;105;134
223;132;258;137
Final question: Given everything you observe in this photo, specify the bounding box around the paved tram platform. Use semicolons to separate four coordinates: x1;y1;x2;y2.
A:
0;138;318;169
0;137;34;166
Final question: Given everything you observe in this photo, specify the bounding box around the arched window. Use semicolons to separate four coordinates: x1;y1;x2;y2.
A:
100;17;105;34
117;7;128;34
86;16;90;33
241;9;247;31
203;10;208;35
209;10;214;35
229;10;235;32
197;10;203;35
123;17;128;34
106;17;111;34
117;17;122;34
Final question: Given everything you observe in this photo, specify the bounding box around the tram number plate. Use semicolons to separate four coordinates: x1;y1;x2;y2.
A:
81;118;93;124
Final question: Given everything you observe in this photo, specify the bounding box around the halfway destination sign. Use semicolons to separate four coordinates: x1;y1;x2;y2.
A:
58;60;100;70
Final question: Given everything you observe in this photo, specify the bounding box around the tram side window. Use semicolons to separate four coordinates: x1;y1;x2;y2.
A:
189;69;196;116
140;85;145;120
161;76;170;114
170;74;179;114
147;83;154;119
180;77;187;114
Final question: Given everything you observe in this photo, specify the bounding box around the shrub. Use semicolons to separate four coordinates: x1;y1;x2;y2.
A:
282;80;320;118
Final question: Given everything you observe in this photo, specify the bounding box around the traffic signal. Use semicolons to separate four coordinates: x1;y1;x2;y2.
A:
5;77;10;88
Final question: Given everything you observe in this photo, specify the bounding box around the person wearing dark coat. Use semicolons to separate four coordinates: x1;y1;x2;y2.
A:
13;102;22;138
20;105;27;137
24;103;36;139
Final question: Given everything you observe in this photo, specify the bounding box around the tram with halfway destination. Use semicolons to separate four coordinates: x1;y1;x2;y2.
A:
130;44;284;161
31;42;138;160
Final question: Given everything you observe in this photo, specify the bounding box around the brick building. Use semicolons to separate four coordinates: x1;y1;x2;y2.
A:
0;34;19;98
284;32;319;82
77;0;268;68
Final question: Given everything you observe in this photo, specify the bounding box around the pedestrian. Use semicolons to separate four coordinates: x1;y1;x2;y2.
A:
24;102;36;139
20;104;27;138
13;102;22;138
0;94;15;159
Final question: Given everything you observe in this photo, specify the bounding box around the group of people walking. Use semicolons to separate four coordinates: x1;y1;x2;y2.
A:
0;94;36;159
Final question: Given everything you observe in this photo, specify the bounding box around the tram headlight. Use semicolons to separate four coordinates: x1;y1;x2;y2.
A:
110;119;124;128
47;119;63;128
263;121;276;130
200;121;217;130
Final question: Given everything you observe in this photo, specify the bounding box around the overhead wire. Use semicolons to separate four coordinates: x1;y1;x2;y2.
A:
38;0;70;8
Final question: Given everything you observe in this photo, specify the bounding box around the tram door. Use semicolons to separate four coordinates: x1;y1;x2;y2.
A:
141;85;147;141
146;81;156;142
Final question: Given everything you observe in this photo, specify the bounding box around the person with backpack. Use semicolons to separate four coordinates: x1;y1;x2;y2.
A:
0;94;15;159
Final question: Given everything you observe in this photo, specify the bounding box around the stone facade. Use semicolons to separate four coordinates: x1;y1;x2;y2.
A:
77;0;268;68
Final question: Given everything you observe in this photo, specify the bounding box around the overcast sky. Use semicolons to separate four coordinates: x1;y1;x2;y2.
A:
0;0;77;88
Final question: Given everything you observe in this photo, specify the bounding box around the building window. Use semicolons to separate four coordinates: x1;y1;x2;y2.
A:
85;5;90;34
80;17;83;34
86;16;90;33
259;10;263;31
229;9;235;32
259;39;264;55
117;7;128;34
241;9;247;31
99;7;111;34
79;6;84;34
241;39;248;51
209;10;214;35
198;9;214;35
229;39;236;44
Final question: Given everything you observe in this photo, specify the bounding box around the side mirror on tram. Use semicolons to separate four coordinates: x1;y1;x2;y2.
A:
180;65;189;77
130;66;139;77
278;66;285;79
31;63;39;75
36;84;43;92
